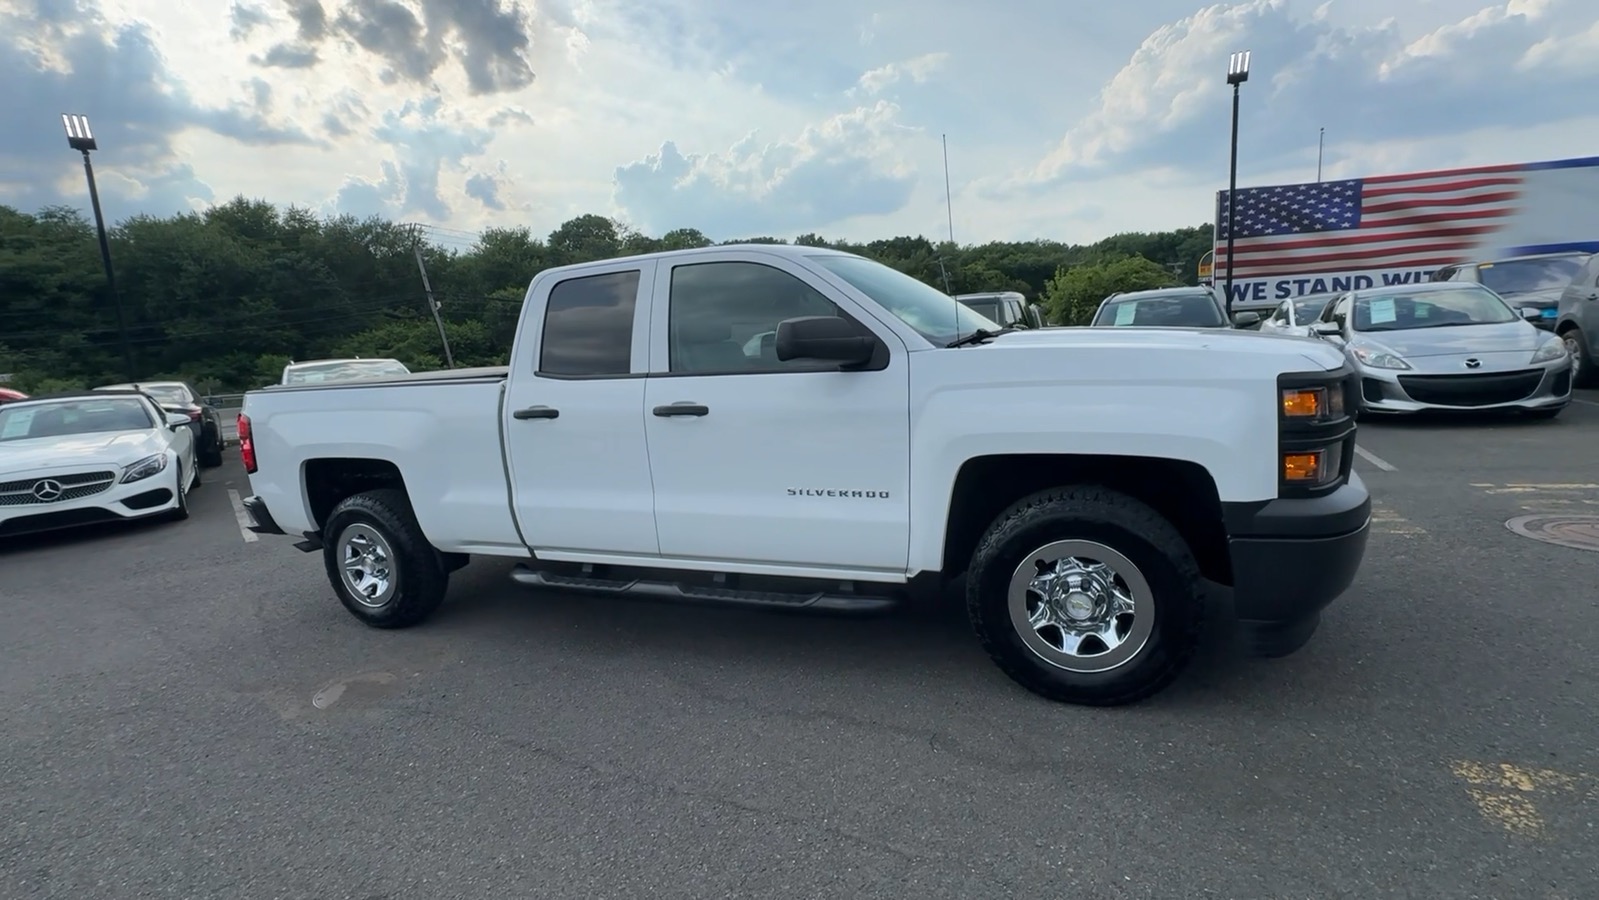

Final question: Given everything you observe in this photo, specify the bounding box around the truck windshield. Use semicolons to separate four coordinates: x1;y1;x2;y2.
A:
808;255;1001;344
1092;293;1227;328
1476;256;1587;295
284;361;411;384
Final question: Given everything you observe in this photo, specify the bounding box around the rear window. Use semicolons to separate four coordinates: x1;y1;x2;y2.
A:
1476;256;1587;294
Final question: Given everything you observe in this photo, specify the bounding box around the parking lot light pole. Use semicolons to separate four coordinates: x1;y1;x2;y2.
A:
63;113;135;381
1224;50;1251;319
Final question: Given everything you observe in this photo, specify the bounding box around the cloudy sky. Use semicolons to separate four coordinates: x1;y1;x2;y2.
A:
3;0;1598;246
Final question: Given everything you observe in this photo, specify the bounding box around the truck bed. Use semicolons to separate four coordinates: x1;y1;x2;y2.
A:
242;366;526;556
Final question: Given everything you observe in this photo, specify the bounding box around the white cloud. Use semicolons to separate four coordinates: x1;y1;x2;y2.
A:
852;52;950;97
2;0;1598;249
612;101;920;239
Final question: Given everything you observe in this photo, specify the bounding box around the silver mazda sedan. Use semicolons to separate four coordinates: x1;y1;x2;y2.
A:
1309;282;1572;419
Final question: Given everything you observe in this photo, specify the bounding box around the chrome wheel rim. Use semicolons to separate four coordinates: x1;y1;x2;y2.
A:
339;523;398;608
1008;539;1154;673
1564;334;1582;380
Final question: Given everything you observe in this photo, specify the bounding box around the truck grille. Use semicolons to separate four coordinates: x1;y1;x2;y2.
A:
0;471;118;507
1397;370;1543;407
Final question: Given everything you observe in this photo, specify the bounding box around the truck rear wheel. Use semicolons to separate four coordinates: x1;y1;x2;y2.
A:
965;485;1205;707
322;489;449;629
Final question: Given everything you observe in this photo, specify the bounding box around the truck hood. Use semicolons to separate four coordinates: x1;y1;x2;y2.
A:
1352;321;1543;358
0;430;164;475
970;326;1344;368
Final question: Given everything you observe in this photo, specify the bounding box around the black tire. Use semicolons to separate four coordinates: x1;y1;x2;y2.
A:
965;485;1205;707
1563;327;1595;388
199;435;224;468
166;463;191;522
321;488;449;629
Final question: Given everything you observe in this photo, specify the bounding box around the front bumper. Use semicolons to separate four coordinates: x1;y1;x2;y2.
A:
0;465;181;538
1222;473;1371;653
1356;358;1572;413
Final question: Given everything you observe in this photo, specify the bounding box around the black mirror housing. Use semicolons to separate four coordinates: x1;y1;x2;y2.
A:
775;316;875;365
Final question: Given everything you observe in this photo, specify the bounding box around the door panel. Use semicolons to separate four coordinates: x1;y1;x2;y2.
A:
503;263;660;556
641;256;911;572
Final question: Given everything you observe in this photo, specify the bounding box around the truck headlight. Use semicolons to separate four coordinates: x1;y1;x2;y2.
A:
121;453;169;484
1530;339;1567;364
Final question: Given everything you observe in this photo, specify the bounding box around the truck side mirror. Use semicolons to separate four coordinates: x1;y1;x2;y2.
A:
774;316;875;365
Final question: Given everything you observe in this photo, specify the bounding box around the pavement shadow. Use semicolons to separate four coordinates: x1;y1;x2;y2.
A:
420;558;1272;710
0;518;175;557
1361;408;1571;430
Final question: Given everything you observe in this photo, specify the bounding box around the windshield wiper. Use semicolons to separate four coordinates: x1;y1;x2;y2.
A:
945;327;1018;348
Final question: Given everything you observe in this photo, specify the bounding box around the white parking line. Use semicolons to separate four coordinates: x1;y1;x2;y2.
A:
1354;444;1397;472
227;489;258;543
1572;397;1599;408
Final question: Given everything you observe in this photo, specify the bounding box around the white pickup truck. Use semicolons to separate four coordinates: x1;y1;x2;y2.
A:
237;243;1371;706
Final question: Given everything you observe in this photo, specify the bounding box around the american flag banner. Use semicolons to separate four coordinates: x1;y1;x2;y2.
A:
1212;156;1599;303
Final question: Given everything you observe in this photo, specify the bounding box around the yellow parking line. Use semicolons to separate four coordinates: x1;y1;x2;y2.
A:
1449;760;1595;839
1472;483;1599;512
1371;503;1424;535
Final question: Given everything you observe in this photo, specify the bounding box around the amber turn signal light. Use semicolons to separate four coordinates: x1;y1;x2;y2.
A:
1282;451;1323;482
1281;387;1325;418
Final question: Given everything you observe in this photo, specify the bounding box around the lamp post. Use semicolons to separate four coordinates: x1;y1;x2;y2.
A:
1223;50;1250;318
62;114;135;381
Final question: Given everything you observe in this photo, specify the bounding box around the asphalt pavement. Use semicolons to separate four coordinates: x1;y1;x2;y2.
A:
5;393;1599;899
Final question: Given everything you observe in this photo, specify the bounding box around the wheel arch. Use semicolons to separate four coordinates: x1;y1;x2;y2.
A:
301;457;409;532
939;453;1231;587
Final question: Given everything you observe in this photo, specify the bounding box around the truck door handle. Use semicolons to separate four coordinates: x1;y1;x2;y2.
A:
513;406;559;420
653;402;709;417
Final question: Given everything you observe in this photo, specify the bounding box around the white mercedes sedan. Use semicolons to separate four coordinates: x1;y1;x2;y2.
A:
0;389;199;539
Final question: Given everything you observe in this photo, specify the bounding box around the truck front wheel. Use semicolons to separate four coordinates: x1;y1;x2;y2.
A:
965;486;1205;707
321;489;449;629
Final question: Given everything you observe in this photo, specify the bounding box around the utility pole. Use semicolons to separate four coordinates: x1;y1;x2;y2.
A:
62;114;135;381
410;224;455;368
1224;50;1252;318
942;133;955;246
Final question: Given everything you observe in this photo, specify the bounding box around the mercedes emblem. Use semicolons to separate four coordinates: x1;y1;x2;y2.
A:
1464;358;1482;369
32;479;64;502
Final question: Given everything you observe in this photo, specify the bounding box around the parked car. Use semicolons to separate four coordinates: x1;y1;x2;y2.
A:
954;291;1047;329
1430;251;1591;331
281;358;411;385
1090;286;1261;329
237;244;1370;708
0;389;199;538
1552;251;1599;387
1257;292;1342;338
0;388;27;405
95;380;224;468
1309;282;1571;418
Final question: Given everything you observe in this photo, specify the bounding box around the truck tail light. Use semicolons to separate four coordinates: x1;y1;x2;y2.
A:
238;413;257;474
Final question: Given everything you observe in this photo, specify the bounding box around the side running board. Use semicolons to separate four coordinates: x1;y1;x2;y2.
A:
509;564;898;616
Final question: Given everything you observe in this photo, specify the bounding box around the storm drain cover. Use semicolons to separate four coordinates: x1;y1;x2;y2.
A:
1504;515;1599;553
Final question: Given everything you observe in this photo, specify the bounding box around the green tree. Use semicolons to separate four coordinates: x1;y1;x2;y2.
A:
0;194;1216;392
1041;256;1174;325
